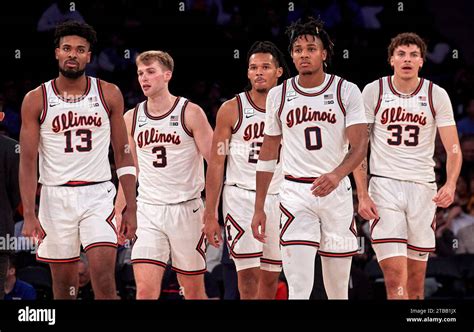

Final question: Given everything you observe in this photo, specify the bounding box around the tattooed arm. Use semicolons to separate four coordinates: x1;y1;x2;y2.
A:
353;123;378;220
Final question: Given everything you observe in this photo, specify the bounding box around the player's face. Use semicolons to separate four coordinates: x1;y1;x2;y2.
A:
137;61;172;97
55;35;91;79
390;44;423;80
247;53;283;93
291;35;327;76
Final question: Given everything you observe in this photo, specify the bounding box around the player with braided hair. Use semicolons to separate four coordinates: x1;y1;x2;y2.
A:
252;17;368;299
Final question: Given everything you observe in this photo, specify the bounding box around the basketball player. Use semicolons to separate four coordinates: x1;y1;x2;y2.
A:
203;41;289;299
251;17;368;299
114;51;213;299
19;21;137;299
353;32;462;299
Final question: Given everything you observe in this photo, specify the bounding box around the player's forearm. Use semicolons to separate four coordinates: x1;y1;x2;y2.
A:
113;144;135;169
352;157;369;198
445;150;463;187
255;171;273;211
19;156;38;218
115;182;127;213
333;142;367;180
204;162;225;216
118;175;137;210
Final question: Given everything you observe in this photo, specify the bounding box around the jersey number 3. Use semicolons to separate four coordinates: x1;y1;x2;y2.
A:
152;146;167;167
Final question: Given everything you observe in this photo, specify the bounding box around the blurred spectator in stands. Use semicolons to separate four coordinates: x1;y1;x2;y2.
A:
203;83;225;128
446;205;474;238
97;33;138;81
458;98;474;137
456;223;474;254
1;82;21;139
4;254;36;300
0;123;20;298
37;0;85;32
434;209;456;257
452;68;474;118
460;135;474;180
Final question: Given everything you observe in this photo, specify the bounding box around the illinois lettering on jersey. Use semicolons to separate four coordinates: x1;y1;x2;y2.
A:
265;74;367;178
225;91;282;194
131;97;204;204
38;76;112;185
363;76;456;183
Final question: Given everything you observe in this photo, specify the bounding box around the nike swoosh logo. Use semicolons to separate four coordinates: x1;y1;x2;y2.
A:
418;252;427;256
107;188;113;193
245;114;255;118
192;208;199;213
49;103;60;107
287;97;297;102
347;187;351;191
138;123;147;127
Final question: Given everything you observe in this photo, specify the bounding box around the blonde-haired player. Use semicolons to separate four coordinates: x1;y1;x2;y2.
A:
115;50;213;299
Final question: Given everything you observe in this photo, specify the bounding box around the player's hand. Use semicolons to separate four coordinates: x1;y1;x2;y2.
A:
251;209;267;243
202;210;222;248
22;214;45;244
433;183;456;208
311;172;342;197
358;195;379;220
119;206;137;244
114;207;125;244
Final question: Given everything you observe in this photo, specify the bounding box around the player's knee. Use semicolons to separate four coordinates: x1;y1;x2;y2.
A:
259;272;279;290
238;269;259;295
136;284;161;299
180;281;206;299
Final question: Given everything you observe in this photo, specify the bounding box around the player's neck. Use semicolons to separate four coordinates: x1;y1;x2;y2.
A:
147;90;177;115
55;74;88;95
297;70;325;89
392;75;420;94
248;89;267;110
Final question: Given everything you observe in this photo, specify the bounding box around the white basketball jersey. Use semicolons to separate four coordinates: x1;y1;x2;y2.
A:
265;74;367;178
225;91;282;194
132;97;205;205
363;76;456;183
38;76;112;185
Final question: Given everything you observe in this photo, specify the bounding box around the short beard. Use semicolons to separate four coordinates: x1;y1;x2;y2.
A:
300;70;314;76
59;67;85;79
255;87;268;94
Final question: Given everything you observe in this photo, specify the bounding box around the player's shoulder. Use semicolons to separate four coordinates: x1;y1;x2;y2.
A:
182;99;204;113
333;75;361;94
268;81;287;99
124;106;137;120
218;95;239;113
22;85;46;110
361;77;384;94
94;78;122;96
425;78;448;95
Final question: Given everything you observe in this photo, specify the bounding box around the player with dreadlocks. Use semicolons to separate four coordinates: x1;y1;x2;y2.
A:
251;17;368;299
203;41;290;299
